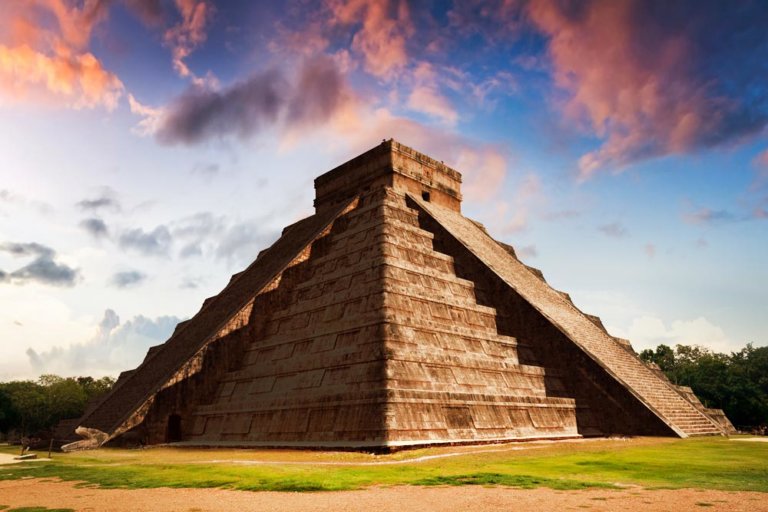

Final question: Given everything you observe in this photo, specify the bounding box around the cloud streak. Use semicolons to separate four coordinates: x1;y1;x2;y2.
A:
110;270;147;288
156;69;286;144
118;226;173;256
170;212;280;266
0;242;79;286
154;56;350;145
683;208;739;225
80;217;109;239
109;211;281;266
598;222;628;238
76;188;121;212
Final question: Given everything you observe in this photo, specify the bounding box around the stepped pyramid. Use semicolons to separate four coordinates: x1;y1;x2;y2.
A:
64;140;732;451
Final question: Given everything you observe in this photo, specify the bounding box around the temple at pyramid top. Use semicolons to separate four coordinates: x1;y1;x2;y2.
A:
314;139;463;213
62;140;734;452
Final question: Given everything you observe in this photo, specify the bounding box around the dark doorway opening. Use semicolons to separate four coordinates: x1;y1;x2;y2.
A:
421;191;431;202
166;414;182;443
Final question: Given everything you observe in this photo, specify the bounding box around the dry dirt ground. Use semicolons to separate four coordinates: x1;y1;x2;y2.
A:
0;479;766;512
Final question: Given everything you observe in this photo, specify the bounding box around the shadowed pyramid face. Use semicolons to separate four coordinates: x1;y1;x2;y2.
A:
64;140;731;452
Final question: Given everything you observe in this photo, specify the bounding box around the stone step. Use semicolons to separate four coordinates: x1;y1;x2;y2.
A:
384;283;497;316
686;430;723;436
327;209;435;248
389;354;561;378
382;259;478;292
386;309;500;337
386;321;530;350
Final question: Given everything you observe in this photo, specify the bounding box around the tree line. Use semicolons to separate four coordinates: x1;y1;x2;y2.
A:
639;343;768;430
0;375;114;439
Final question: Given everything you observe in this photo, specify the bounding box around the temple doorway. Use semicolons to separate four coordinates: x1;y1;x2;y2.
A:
166;414;182;443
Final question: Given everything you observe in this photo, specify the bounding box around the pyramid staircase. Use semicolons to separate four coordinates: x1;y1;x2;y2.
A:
409;194;724;437
64;139;727;451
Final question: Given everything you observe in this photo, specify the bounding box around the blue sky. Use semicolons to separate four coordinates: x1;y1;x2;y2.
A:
0;0;766;380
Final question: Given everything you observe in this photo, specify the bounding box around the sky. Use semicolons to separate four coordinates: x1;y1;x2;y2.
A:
0;0;766;381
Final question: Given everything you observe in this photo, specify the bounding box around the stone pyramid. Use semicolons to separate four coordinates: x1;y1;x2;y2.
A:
65;140;733;451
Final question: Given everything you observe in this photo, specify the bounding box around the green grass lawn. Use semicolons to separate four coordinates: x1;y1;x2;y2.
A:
0;437;766;493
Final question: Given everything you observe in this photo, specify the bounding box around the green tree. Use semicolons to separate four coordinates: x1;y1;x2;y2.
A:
42;375;87;426
639;344;676;373
641;342;768;429
672;346;729;408
725;344;768;427
2;381;47;435
0;386;16;433
78;376;115;402
0;374;115;436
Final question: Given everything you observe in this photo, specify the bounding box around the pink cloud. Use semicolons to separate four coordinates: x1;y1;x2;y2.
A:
406;62;458;125
526;0;768;179
326;0;412;81
163;0;213;85
471;171;541;235
292;84;511;210
325;99;508;191
128;93;164;135
30;0;111;51
0;1;123;110
456;147;510;202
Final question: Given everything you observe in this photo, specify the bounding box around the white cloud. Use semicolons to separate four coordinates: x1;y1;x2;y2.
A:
626;315;735;353
567;290;739;354
0;286;96;380
25;309;181;378
128;94;165;136
407;84;458;125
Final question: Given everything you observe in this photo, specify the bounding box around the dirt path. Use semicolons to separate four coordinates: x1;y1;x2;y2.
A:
0;479;765;512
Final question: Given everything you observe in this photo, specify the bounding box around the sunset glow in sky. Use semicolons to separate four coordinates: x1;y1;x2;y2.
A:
1;0;766;380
